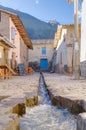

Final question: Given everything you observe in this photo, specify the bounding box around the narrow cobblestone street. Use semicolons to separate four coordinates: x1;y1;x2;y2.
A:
0;72;86;129
0;0;86;130
0;73;39;99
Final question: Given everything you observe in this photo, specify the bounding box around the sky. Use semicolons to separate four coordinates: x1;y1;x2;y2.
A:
0;0;81;24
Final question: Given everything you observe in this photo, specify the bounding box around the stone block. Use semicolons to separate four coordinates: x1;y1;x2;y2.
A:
48;89;84;114
79;100;86;112
25;93;38;107
18;103;26;116
77;113;86;130
34;96;38;105
26;97;35;106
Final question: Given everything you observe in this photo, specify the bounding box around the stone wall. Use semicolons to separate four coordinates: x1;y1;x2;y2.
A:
29;43;53;63
29;40;53;70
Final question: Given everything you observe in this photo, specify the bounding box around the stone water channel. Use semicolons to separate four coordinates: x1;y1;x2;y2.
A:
20;74;77;130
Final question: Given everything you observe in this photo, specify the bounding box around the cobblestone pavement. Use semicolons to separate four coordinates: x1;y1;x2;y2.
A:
0;72;39;115
0;72;40;129
44;73;86;100
0;73;39;99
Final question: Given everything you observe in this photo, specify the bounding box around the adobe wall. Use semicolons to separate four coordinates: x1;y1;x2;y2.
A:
20;37;28;68
0;12;10;39
29;41;53;70
29;43;53;63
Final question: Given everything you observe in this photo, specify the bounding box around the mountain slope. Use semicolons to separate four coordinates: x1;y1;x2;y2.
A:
0;5;59;39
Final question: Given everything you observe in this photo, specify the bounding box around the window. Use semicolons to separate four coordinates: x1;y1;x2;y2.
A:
42;47;46;55
11;27;15;40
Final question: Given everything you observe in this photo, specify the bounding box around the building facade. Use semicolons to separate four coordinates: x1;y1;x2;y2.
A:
53;25;81;74
80;0;86;76
29;39;54;71
0;34;14;65
0;9;32;69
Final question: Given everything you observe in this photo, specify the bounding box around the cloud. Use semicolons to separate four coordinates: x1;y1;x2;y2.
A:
35;0;39;4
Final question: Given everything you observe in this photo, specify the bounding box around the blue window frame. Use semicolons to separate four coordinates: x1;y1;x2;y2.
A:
42;47;46;55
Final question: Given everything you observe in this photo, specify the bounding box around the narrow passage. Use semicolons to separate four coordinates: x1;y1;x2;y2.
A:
20;74;77;130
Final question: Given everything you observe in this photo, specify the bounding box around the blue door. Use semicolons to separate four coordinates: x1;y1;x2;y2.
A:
40;59;48;69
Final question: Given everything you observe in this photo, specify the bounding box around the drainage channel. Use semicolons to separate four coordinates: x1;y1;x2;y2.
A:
20;74;77;130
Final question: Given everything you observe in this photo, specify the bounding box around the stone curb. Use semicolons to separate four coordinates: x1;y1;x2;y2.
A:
47;90;85;114
45;85;86;130
43;74;86;130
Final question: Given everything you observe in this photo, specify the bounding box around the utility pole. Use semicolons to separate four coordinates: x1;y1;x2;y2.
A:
68;0;80;79
74;0;80;80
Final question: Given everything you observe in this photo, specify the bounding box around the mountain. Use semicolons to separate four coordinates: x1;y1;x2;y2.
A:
0;5;59;39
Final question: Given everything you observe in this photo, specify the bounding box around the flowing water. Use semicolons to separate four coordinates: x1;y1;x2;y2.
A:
20;75;77;130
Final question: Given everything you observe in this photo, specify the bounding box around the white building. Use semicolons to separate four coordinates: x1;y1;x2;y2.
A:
53;25;81;74
80;0;86;76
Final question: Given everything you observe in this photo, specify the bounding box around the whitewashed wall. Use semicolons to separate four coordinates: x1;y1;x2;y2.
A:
56;29;67;65
55;26;75;73
55;29;68;73
80;0;86;76
81;0;86;62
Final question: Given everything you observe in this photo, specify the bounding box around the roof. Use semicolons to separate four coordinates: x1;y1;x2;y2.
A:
31;39;54;44
0;34;15;48
54;24;81;49
0;9;33;49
